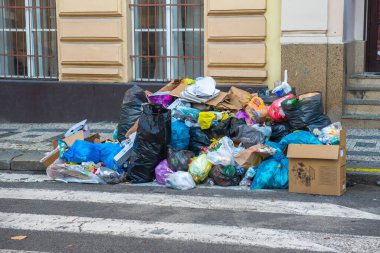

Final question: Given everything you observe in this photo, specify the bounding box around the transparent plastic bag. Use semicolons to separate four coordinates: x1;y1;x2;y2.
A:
189;154;213;183
167;148;195;171
239;166;257;187
252;124;272;142
165;171;196;190
46;159;106;184
315;122;342;145
207;136;235;166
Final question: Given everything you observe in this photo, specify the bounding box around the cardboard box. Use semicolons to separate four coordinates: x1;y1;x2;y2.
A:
287;130;346;196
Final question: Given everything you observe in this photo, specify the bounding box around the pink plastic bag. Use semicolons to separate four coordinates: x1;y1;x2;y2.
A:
268;94;294;122
155;159;174;185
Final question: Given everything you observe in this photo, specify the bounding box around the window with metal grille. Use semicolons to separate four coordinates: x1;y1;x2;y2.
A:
0;0;58;79
130;0;204;82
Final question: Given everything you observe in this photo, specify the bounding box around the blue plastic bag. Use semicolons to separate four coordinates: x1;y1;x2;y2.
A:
251;153;289;190
64;140;101;164
97;142;123;173
171;120;190;150
279;131;322;150
63;140;123;173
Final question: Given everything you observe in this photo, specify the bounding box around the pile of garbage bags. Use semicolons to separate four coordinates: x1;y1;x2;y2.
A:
42;75;342;191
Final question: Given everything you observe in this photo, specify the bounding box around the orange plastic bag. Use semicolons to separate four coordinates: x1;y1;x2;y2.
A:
245;96;268;124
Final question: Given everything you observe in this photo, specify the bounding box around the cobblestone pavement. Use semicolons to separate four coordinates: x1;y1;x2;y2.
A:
0;123;380;168
0;123;115;152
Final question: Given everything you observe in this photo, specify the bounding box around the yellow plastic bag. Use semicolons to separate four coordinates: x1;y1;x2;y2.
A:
198;112;217;130
189;154;212;184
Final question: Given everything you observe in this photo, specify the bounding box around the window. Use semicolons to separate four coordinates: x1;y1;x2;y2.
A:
0;0;58;79
130;0;204;82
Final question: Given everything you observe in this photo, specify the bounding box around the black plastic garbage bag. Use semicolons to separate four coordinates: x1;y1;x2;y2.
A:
167;148;195;171
232;124;265;148
210;165;241;187
128;104;171;183
270;122;291;143
117;85;148;142
210;117;246;139
189;127;211;156
281;92;331;132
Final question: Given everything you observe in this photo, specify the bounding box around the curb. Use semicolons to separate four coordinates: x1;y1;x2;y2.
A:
1;151;380;186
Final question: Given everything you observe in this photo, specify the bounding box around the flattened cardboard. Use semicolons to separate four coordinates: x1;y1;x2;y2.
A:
206;92;228;106
158;79;182;93
40;148;59;168
288;130;346;196
169;82;188;97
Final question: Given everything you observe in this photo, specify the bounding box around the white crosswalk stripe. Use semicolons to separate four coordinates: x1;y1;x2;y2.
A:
0;186;379;253
0;187;379;220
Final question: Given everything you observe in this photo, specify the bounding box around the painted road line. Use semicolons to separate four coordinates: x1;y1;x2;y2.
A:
0;173;49;183
0;187;379;220
1;212;380;252
346;168;380;173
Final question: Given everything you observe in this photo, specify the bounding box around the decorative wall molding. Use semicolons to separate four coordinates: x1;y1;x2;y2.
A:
205;0;267;84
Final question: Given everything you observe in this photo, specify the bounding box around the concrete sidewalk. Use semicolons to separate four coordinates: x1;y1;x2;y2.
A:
0;123;379;184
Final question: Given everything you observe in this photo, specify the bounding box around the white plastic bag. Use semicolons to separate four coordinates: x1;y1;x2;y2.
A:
165;171;196;190
207;136;235;166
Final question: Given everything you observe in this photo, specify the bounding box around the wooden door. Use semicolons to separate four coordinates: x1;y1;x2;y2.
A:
367;0;380;72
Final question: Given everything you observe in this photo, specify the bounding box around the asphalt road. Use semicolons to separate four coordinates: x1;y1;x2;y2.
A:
0;174;379;253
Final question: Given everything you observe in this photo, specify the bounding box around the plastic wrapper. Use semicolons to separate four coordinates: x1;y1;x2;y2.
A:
252;124;272;142
245;96;268;124
188;154;213;184
155;159;174;185
232;125;265;148
95;166;125;184
281;92;331;131
147;92;174;108
167;148;195;171
117;85;147;142
269;122;291;143
207;137;235;166
251;153;289;190
189;127;211;155
165;171;196;190
210;165;240;187
198;112;217;130
268;94;294;122
47;159;106;184
239;166;257;187
315;122;342;145
128;104;171;183
171;120;190;150
172;106;200;124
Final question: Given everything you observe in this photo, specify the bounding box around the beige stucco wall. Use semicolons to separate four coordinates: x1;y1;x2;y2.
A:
56;0;129;82
56;0;281;85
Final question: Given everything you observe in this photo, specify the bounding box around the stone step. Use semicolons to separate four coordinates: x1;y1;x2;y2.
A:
341;115;380;128
345;104;380;116
349;73;380;86
346;89;380;100
345;99;380;105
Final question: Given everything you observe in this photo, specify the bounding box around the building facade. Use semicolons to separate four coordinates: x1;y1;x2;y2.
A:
0;0;378;127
